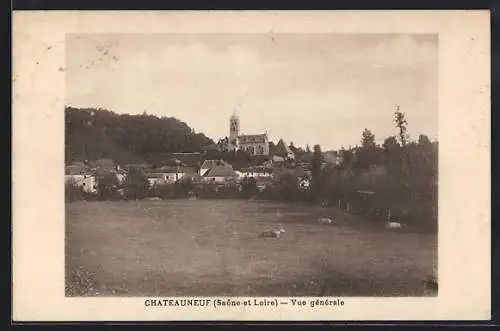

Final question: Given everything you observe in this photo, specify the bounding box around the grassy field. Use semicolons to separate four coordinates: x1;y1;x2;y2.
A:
65;199;437;297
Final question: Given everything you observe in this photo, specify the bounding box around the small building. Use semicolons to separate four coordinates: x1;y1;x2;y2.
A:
154;166;182;183
168;153;203;169
147;173;171;186
199;159;230;176
274;139;296;160
203;164;238;183
180;166;199;180
65;165;97;194
323;150;344;166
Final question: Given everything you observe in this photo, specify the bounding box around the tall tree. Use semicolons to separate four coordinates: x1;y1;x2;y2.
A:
311;144;324;201
392;106;412;205
418;134;432;147
394;106;409;148
361;128;376;148
356;128;379;172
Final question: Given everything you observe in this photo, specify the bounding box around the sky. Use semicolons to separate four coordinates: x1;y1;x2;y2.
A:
66;33;438;151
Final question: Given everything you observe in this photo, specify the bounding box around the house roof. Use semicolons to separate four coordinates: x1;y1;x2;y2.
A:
274;139;294;157
168;153;203;167
125;163;150;170
65;165;88;175
181;166;198;175
155;166;178;173
240;166;272;173
200;159;229;169
204;165;238;178
298;152;313;163
94;167;118;177
202;144;219;151
90;158;115;169
70;161;86;167
148;173;166;179
165;158;186;166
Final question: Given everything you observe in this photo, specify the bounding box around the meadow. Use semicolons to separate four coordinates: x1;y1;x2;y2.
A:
65;199;437;297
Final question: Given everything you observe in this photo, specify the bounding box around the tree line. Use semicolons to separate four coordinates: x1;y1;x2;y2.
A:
65;106;215;165
307;108;438;230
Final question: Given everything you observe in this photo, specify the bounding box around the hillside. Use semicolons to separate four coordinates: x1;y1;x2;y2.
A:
65;107;215;165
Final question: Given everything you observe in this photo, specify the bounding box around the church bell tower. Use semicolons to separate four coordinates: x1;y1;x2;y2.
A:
229;110;240;150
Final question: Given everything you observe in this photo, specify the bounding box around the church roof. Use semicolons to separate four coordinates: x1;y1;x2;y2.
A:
238;134;267;143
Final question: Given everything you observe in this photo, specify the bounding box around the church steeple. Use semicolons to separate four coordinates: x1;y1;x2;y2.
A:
231;107;239;119
229;109;240;150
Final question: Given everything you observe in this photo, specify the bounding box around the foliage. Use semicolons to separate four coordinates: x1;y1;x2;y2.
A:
65;180;85;202
240;176;258;198
311;144;324;200
222;149;252;171
149;183;175;199
97;172;120;201
174;177;196;198
394;107;409;148
65;106;214;165
197;183;240;199
271;171;303;202
123;169;150;200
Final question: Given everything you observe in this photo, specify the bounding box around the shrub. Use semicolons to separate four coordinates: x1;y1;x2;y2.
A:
150;183;175;199
65;180;85;202
174;177;196;198
240;176;258;198
123;169;150;200
274;172;302;201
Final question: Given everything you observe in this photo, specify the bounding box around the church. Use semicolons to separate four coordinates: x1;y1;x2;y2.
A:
228;112;270;156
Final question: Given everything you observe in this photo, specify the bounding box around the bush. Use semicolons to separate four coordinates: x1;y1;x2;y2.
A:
96;171;120;201
174;177;196;198
65;180;85;202
197;183;240;199
240;176;258;198
274;173;302;201
123;169;150;200
150;183;175;199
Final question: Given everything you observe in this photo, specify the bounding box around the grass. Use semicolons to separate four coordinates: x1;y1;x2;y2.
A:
65;199;437;297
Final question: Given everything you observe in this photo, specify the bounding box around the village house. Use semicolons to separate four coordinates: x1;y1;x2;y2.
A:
274;139;296;161
146;173;169;186
168;153;203;170
148;164;199;184
323;150;344;166
65;164;97;194
202;163;239;184
199;159;230;176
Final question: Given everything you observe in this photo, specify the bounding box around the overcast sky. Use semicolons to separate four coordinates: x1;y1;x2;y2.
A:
66;33;438;151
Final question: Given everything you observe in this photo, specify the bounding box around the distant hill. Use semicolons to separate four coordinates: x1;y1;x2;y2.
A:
65;106;215;165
